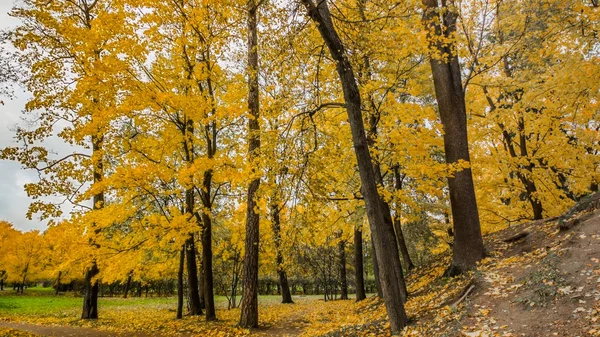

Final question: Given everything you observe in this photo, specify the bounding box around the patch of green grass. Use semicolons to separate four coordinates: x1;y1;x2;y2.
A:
0;287;326;320
0;288;178;318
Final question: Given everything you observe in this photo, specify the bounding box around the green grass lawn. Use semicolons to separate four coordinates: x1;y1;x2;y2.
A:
0;287;183;318
0;287;324;319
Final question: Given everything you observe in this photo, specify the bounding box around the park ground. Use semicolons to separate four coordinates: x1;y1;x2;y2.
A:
1;209;600;337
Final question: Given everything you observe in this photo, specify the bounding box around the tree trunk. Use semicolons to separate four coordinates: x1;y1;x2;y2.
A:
371;237;383;297
338;238;348;300
82;262;99;319
393;218;414;271
301;1;408;332
422;0;485;275
55;271;62;295
271;201;293;304
123;273;132;299
185;235;203;315
371;151;408;300
359;0;408;298
353;228;366;301
200;212;216;320
239;1;261;328
180;51;207;314
392;166;414;270
82;134;103;320
230;253;240;309
177;245;184;319
198;256;206;310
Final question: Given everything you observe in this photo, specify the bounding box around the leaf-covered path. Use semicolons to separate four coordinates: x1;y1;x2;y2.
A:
0;321;157;336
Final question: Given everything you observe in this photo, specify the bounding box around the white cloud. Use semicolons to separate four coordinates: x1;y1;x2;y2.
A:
0;2;53;231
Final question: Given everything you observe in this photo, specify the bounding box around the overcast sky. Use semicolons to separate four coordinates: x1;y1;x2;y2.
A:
0;2;50;232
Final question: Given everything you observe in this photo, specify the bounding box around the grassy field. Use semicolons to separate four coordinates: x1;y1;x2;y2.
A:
1;287;180;318
0;287;354;336
0;287;303;319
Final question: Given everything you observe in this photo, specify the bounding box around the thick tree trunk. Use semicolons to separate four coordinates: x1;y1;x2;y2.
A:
524;177;543;219
301;1;408;332
55;271;62;295
82;135;103;320
123;273;132;299
271;201;293;304
422;0;486;275
277;270;293;304
372;162;408;300
338;238;348;300
198;256;206;310
185;235;203;316
353;228;366;301
239;1;261;328
82;262;99;319
177;245;184;319
200;212;216;320
392;166;414;271
371;237;383;297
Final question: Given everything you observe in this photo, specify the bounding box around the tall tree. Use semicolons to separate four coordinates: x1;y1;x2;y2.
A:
422;0;486;275
239;0;262;328
82;133;104;319
300;0;408;332
3;0;135;318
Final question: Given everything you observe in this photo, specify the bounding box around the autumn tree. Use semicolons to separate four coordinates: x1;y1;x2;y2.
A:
239;0;263;328
300;0;408;332
460;0;600;226
422;0;486;275
3;0;141;318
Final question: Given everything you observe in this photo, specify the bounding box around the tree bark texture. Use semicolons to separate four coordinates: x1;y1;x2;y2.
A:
371;237;383;298
392;166;414;270
82;135;103;320
185;235;203;316
301;0;408;332
353;228;366;301
422;0;486;275
123;273;132;299
201;211;216;320
338;238;348;300
177;245;184;319
239;1;261;328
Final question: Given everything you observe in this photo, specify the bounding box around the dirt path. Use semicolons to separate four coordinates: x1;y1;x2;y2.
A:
461;210;600;337
0;321;157;337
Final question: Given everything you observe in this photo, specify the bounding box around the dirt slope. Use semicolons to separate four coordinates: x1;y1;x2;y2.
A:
319;201;600;337
458;210;600;337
